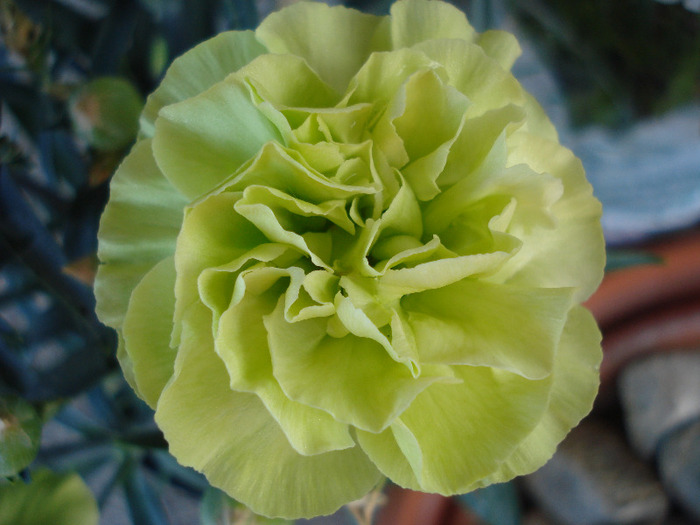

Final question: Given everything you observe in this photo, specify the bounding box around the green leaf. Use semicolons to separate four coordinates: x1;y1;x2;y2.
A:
0;470;98;525
68;77;143;152
0;398;42;477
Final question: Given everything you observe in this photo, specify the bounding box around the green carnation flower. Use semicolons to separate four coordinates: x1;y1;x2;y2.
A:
95;0;605;519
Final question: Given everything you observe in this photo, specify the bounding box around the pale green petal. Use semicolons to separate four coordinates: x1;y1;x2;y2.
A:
402;280;573;379
225;142;375;203
492;133;605;302
476;30;521;70
153;79;284;199
256;2;385;93
239;184;355;235
390;69;470;199
375;180;422;239
359;365;552;494
233;190;333;270
343;48;438;108
413;39;525;117
95;139;187;329
198;243;295;324
370;51;470;169
315;105;374;144
264;298;451;433
122;257;177;407
214;267;354;456
355;419;422;491
520;92;558;141
141;30;267;136
373;235;453;273
94;262;155;330
434;104;525;192
237;53;339;109
156;303;381;519
98;139;187;265
173;192;268;342
476;306;602;486
389;0;476;49
379;251;514;299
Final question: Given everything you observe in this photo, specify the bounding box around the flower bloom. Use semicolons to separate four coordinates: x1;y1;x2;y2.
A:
95;0;605;519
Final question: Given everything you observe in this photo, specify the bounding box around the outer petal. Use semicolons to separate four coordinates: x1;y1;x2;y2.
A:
476;306;602;486
153;79;285;199
140;31;267;136
401;280;573;379
493;132;605;301
476;30;521;71
237;53;339;110
358;364;552;494
95;139;187;329
413;39;525;118
389;0;476;49
255;2;386;93
155;303;382;519
122;257;177;407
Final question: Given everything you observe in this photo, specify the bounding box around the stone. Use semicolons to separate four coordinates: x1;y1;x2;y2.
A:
658;418;700;520
618;351;700;458
524;420;668;525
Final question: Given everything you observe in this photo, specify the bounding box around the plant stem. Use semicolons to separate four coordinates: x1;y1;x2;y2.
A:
346;480;387;525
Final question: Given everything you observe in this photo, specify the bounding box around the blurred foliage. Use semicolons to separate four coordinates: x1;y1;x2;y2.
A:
0;396;42;476
511;0;700;127
0;469;99;525
0;0;260;522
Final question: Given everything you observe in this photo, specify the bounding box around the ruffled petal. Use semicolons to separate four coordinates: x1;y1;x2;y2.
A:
153;79;285;199
358;364;552;494
389;0;476;49
476;30;521;70
413;39;525;117
140;30;267;136
213;267;355;456
476;306;602;486
494;133;605;301
256;2;386;93
237;53;340;110
402;279;573;379
265;297;453;433
95;139;187;328
122;257;177;407
155;303;382;519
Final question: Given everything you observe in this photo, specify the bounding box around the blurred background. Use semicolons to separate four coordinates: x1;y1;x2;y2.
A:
1;0;699;523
